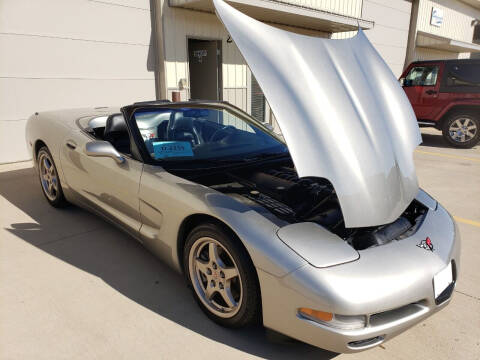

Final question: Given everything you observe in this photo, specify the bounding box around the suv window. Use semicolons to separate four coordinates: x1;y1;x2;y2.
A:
446;64;480;88
404;66;439;86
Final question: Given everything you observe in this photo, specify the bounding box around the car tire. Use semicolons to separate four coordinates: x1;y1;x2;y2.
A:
442;111;480;148
37;146;68;208
184;222;261;328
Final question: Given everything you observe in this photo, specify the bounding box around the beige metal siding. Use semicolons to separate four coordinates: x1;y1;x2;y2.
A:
408;0;480;63
416;0;480;43
414;47;471;60
169;0;363;17
162;3;329;112
0;0;156;163
163;6;247;109
270;0;362;18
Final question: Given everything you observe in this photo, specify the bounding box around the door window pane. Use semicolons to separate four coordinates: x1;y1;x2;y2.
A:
405;66;439;86
446;64;480;87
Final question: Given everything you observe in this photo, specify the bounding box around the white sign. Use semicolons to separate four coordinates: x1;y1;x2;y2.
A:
431;7;444;27
193;49;207;63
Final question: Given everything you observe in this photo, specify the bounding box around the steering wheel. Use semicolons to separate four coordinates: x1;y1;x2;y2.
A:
209;125;236;142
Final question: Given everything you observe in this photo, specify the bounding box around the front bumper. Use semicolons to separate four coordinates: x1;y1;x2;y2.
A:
258;204;460;353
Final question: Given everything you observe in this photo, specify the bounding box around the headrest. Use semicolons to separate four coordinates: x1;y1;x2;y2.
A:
105;114;127;134
172;116;195;131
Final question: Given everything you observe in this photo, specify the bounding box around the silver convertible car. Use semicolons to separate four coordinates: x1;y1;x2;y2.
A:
25;0;459;353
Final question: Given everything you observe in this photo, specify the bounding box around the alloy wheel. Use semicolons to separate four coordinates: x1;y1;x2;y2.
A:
188;237;243;318
448;117;478;143
38;152;59;201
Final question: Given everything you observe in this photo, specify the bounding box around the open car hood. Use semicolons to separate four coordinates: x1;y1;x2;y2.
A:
214;0;421;227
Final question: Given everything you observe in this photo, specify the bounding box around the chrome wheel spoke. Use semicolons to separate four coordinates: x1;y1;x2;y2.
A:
221;266;238;280
47;181;54;194
204;282;215;300
208;242;225;267
455;119;463;128
219;284;236;308
195;258;210;276
51;178;58;191
43;157;51;170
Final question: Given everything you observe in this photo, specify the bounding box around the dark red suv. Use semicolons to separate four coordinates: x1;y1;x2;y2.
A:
400;59;480;148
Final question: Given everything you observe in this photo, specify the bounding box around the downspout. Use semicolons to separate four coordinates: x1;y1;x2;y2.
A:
404;0;420;70
150;0;167;100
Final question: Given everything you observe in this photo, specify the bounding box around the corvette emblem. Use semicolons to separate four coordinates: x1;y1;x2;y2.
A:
417;237;434;252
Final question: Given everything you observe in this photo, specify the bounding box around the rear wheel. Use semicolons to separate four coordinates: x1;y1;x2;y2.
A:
37;146;68;207
442;112;480;148
184;223;261;328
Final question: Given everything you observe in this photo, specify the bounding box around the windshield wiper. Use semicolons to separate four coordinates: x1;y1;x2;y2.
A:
242;152;290;162
161;152;290;171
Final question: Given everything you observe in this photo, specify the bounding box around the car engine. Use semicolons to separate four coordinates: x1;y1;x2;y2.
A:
192;161;427;250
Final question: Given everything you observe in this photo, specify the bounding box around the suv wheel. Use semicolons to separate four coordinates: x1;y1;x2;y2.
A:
442;111;480;148
184;223;261;328
37;146;68;207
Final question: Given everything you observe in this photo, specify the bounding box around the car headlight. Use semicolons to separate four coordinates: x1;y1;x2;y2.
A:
298;308;366;330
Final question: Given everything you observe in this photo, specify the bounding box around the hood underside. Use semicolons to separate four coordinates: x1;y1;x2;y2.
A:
214;0;421;227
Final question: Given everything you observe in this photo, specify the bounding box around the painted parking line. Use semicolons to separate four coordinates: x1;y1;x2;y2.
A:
454;216;480;228
415;149;480;163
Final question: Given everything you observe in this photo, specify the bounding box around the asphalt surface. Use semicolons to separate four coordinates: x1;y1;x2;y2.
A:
1;128;479;360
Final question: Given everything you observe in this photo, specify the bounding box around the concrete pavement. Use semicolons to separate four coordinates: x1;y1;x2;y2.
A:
1;128;479;359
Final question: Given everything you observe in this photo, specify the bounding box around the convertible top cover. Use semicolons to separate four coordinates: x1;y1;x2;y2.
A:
214;0;421;227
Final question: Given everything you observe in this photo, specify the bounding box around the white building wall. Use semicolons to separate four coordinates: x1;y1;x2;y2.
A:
362;0;412;77
0;0;157;163
332;0;412;77
411;0;480;61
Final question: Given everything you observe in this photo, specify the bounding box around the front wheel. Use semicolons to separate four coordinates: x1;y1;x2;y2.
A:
37;146;68;207
442;112;480;148
184;223;261;328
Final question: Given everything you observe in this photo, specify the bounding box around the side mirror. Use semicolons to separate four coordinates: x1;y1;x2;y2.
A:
262;122;274;131
399;77;405;86
85;141;125;164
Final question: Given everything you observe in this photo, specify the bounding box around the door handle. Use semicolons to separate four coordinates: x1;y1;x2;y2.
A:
66;140;77;150
425;90;437;95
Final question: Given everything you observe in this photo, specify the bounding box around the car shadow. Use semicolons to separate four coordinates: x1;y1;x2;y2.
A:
1;166;337;360
419;129;480;150
419;130;452;149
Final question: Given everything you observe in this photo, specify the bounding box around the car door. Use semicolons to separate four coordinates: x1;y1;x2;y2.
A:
60;127;143;239
402;63;442;119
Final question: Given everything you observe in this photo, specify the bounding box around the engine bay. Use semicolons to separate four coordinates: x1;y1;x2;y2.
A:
186;158;428;251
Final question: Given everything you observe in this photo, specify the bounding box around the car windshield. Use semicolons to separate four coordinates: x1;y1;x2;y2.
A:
133;107;288;163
